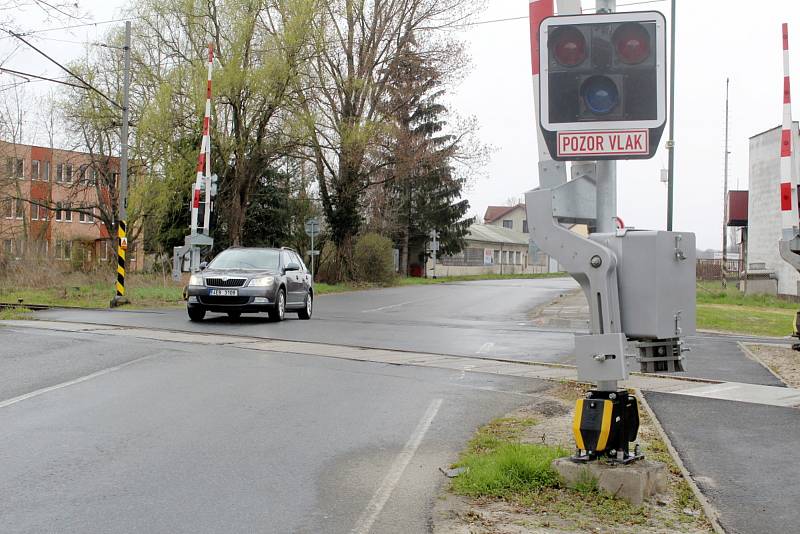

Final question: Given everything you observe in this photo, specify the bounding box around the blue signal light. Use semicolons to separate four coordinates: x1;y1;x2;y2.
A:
580;76;619;115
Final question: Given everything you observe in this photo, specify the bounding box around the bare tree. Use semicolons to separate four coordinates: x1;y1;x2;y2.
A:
298;0;481;281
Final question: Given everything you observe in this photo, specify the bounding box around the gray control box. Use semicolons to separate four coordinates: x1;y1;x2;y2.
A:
590;230;696;340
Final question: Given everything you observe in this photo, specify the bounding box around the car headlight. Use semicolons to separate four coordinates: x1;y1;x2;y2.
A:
189;274;203;286
248;276;274;287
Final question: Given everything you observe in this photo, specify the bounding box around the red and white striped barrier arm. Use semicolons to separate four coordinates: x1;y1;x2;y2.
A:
780;23;798;240
191;44;214;235
529;0;554;163
202;43;214;234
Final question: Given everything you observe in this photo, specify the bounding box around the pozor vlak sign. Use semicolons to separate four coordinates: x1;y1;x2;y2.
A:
538;11;667;161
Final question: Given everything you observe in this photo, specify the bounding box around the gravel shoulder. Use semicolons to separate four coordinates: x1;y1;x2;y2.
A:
743;343;800;387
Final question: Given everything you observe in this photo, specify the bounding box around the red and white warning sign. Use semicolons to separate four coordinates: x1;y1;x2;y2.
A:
557;129;649;158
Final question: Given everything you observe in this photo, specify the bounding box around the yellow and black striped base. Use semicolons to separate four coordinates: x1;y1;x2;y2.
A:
110;220;129;307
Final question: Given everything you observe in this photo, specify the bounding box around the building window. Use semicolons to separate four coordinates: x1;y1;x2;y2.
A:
100;240;110;261
515;251;521;265
5;157;12;177
15;198;24;219
43;161;51;182
2;239;11;255
15;158;23;179
55;202;62;221
55;240;72;260
31;160;40;180
56;163;63;182
65;164;73;183
79;205;93;223
523;220;528;233
31;203;38;221
493;250;500;264
502;220;513;229
79;164;88;184
64;207;72;222
2;198;11;218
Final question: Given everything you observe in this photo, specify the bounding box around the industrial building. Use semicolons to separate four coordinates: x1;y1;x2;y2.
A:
730;122;800;295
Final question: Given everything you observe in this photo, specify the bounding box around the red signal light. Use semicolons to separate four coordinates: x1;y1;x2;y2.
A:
551;26;586;67
613;22;650;64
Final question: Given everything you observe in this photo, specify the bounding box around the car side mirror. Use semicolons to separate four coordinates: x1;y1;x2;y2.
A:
285;262;300;272
199;261;208;270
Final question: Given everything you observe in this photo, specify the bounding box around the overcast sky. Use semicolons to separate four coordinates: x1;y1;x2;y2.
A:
3;0;800;250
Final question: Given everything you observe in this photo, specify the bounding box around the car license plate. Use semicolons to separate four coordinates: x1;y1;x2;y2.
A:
209;289;238;297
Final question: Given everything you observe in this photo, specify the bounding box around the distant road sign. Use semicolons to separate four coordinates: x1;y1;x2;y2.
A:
305;218;320;237
556;130;649;158
306;250;320;256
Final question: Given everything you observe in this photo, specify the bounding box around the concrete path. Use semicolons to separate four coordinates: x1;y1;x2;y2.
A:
645;391;800;534
7;319;800;409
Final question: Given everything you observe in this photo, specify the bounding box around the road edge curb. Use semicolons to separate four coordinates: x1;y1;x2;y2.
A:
635;390;725;534
737;341;788;386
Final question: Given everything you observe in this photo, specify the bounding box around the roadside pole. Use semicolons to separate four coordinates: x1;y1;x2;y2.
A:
305;218;320;281
595;0;618;392
111;21;131;308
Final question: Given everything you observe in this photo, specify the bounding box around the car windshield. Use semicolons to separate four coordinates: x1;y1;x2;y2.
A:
208;249;280;271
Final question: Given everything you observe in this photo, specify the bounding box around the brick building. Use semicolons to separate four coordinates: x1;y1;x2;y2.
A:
0;140;141;271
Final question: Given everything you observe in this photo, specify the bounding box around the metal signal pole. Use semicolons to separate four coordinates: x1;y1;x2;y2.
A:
111;20;131;307
666;0;676;230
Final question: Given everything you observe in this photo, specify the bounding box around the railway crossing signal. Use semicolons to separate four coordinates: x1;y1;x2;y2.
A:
539;11;667;160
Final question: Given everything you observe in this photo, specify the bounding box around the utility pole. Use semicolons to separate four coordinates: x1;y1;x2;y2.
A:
666;0;676;230
111;20;131;307
722;78;730;288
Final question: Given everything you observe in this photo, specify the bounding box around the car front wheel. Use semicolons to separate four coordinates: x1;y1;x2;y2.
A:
268;289;286;322
188;306;206;322
298;292;312;320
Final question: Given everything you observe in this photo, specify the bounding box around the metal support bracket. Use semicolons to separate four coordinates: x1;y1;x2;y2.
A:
526;188;621;335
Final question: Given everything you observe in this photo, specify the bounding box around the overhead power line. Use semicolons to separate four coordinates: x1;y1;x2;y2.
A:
0;66;88;89
1;28;122;110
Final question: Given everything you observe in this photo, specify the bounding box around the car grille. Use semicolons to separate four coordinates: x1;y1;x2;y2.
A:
199;296;251;305
205;277;247;288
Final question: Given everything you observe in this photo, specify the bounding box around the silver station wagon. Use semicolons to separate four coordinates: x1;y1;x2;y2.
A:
186;247;313;322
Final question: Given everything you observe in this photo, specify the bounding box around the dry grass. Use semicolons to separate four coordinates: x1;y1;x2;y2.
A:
0;261;185;309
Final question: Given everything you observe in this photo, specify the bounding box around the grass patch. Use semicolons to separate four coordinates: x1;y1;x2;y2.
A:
453;442;566;498
0;306;33;320
695;281;797;337
453;416;567;498
696;304;794;337
697;281;797;309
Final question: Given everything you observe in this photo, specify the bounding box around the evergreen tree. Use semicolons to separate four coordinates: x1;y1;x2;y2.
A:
378;46;473;275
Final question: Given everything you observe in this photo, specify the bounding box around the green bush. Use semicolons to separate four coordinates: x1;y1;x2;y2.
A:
353;233;394;284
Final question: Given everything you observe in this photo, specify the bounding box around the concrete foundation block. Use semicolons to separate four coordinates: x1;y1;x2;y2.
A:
552;457;668;506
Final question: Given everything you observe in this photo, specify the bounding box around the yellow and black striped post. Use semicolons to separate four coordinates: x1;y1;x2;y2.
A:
110;220;129;307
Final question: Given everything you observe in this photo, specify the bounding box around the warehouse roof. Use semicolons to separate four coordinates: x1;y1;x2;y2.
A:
466;223;529;246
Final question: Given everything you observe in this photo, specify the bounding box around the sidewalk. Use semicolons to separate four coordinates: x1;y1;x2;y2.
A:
529;288;590;330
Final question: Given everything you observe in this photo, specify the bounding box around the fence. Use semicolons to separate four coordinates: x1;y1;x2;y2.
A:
696;258;743;280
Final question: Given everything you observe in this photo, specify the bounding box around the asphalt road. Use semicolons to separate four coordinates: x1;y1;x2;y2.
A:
0;325;548;533
6;277;799;533
36;278;581;363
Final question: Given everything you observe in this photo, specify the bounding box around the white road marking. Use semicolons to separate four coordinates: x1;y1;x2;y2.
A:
360;301;416;313
351;398;443;534
476;342;494;354
0;355;157;410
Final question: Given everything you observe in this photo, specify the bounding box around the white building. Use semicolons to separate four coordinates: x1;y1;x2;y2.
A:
747;122;800;296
